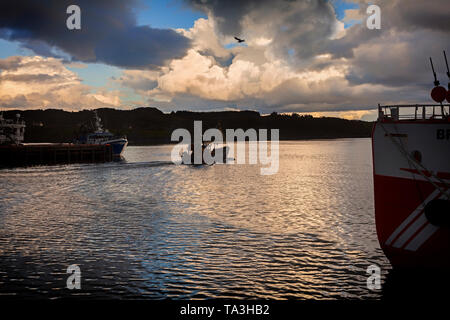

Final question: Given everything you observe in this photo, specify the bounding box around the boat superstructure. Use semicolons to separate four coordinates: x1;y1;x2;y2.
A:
76;111;128;157
0;113;25;145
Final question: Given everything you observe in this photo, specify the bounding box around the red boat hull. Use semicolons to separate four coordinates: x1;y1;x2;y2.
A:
372;120;450;269
374;174;450;268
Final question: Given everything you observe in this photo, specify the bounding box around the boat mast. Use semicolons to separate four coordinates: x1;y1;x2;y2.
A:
444;50;450;114
430;57;438;116
93;110;104;132
444;50;450;85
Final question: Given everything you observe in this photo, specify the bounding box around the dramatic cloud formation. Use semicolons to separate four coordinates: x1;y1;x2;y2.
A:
0;56;122;110
1;0;450;119
0;0;191;69
186;0;342;61
111;0;448;116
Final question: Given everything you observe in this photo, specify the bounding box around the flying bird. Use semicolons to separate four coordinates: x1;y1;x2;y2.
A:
234;37;245;43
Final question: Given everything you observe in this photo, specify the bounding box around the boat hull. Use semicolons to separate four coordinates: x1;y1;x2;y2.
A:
103;139;128;157
372;121;450;269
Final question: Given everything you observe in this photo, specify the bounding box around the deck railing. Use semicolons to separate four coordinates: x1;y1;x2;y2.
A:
378;104;450;121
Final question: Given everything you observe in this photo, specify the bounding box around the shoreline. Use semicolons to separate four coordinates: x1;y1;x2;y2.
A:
117;136;372;147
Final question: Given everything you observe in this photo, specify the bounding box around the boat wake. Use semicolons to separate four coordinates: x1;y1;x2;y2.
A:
0;160;175;175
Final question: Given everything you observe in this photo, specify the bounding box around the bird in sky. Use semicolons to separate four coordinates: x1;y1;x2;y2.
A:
234;37;245;43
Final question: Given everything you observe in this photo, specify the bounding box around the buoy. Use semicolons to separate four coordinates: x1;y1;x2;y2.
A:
429;56;448;103
431;86;447;103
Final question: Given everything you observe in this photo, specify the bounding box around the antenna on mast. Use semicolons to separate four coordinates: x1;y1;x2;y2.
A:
444;50;450;105
430;57;440;86
444;50;450;80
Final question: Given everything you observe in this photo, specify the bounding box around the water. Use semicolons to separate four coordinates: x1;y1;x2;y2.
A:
0;139;392;299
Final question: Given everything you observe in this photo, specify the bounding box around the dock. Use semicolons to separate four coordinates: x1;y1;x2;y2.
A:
0;143;113;167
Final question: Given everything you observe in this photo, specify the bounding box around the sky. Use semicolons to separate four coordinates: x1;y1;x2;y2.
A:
0;0;449;121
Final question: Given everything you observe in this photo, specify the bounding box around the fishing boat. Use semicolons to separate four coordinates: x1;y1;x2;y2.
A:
372;52;450;269
180;142;229;166
75;111;128;157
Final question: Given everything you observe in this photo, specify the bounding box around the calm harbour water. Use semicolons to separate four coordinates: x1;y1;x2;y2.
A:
0;139;393;299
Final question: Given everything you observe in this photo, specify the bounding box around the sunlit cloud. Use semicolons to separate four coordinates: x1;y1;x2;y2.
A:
1;0;449;120
0;56;122;110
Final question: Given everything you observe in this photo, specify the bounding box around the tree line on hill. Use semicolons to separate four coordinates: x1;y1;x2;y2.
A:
2;107;374;145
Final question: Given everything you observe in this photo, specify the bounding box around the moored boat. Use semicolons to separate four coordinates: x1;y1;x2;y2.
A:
75;111;128;157
372;52;450;269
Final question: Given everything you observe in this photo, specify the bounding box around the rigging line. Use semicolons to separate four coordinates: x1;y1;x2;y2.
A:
393;122;427;205
380;121;449;195
379;122;450;199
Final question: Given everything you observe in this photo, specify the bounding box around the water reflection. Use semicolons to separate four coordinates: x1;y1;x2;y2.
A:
0;139;392;299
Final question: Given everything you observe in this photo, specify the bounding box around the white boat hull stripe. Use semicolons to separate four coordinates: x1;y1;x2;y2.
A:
405;223;439;251
392;213;428;248
384;189;440;246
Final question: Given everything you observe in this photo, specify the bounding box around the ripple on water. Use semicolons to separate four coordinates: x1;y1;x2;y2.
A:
0;140;391;299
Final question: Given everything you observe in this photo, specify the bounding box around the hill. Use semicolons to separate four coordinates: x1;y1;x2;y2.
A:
2;107;374;145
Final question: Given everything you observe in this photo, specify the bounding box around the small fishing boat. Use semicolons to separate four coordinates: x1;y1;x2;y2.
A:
181;142;229;166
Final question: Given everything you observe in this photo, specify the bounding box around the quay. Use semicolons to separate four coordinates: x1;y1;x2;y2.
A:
0;143;113;167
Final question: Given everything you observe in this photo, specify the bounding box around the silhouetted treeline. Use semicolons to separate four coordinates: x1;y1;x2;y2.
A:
2;107;374;145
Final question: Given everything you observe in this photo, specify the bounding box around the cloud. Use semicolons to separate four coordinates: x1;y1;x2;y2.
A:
115;2;439;116
342;9;363;24
115;69;161;95
346;29;450;87
329;0;450;89
186;0;341;61
3;0;450;120
177;18;231;59
0;0;191;69
0;56;122;110
381;0;450;32
150;0;447;115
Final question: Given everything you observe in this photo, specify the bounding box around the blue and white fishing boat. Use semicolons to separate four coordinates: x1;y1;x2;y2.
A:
76;111;128;157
